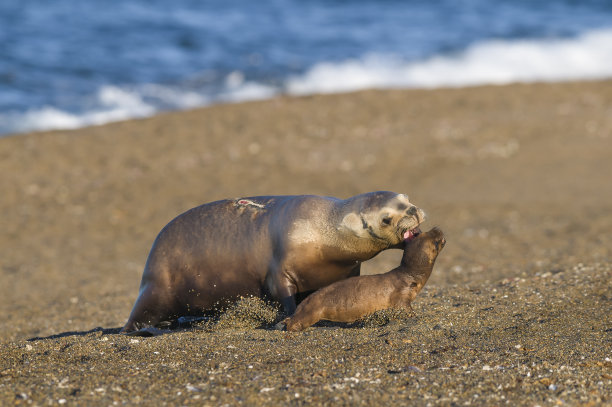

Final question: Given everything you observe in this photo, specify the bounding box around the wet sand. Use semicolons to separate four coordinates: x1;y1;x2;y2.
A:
1;80;611;405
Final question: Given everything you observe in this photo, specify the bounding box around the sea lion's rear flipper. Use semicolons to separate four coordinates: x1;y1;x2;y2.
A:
122;326;171;337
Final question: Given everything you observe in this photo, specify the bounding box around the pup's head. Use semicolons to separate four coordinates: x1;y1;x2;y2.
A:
401;226;446;268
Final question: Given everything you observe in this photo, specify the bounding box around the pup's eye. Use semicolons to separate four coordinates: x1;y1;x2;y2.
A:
382;216;392;225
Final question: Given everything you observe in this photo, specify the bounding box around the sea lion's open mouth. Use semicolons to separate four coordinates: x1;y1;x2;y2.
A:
403;227;421;242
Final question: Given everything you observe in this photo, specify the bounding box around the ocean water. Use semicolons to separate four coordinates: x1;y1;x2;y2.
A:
1;0;611;135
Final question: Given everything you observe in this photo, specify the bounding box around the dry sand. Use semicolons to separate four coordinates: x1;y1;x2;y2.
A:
1;80;611;405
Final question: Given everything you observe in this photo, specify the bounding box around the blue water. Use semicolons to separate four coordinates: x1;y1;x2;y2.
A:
1;0;612;135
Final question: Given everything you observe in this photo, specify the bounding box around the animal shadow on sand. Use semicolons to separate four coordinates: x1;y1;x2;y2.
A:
27;326;123;341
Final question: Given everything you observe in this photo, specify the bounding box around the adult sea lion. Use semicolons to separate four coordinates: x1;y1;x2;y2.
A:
283;227;445;332
121;191;426;333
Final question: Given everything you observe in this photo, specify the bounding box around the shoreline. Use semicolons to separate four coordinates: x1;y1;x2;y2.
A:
1;79;610;404
2;78;611;140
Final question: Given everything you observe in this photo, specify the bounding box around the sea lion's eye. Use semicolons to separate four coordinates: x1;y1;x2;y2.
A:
382;216;392;225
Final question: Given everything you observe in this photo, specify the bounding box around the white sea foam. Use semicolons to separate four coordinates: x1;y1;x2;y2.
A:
0;86;157;134
286;28;612;94
218;71;277;103
0;76;279;134
3;28;611;135
138;84;208;109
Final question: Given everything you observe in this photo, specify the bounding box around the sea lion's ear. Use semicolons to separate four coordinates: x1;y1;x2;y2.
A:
341;213;365;236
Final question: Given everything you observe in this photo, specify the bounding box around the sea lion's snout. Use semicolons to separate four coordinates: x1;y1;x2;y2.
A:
435;236;446;251
411;205;426;224
411;205;426;223
427;227;446;252
398;206;426;242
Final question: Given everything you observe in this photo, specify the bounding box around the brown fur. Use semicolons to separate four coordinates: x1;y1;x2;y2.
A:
284;227;445;332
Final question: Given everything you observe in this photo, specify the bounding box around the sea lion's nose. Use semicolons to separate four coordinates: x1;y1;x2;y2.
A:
407;205;425;223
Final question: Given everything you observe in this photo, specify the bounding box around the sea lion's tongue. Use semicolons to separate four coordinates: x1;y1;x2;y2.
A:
403;227;421;241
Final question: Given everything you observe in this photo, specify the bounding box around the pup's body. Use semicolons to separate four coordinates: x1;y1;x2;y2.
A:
284;227;445;332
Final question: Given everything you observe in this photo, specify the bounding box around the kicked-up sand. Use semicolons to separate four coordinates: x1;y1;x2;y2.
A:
1;80;611;405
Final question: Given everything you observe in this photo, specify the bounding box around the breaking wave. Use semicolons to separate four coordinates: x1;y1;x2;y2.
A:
3;28;611;135
286;28;612;94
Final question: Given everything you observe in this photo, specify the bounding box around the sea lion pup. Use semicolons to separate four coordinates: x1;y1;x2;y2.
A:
121;191;426;333
283;227;445;332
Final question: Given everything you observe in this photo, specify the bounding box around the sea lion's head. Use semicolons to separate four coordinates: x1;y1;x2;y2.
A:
341;192;426;248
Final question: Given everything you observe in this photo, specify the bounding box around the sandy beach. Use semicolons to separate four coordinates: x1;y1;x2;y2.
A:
1;80;611;405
